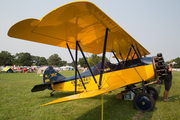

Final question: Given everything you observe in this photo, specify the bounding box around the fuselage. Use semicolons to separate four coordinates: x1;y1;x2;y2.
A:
52;57;155;92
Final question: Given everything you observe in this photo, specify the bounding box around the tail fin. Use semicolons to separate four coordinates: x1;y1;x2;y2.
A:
43;66;66;85
31;66;66;92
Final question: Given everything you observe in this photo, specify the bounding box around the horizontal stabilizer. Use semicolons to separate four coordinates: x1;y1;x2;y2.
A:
31;83;51;92
41;82;123;106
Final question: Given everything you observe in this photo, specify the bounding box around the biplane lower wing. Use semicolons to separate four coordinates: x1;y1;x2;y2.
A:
42;81;125;106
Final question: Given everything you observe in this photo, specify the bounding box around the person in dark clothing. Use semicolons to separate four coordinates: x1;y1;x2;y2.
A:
164;65;172;101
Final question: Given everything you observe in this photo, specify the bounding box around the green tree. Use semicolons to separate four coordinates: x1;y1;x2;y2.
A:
48;54;62;66
0;51;14;66
170;57;180;68
88;54;109;67
32;56;48;66
39;57;48;66
67;62;74;67
32;56;40;66
14;52;33;66
78;57;88;68
60;60;67;66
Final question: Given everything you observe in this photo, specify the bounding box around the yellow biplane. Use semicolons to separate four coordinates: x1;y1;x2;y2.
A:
8;1;168;112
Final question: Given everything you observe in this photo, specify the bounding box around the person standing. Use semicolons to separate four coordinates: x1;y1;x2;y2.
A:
164;65;172;101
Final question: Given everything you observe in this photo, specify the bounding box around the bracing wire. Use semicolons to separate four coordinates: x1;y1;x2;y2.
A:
108;31;144;81
89;53;127;88
86;53;100;73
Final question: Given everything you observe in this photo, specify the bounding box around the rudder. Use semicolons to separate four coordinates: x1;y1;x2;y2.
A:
43;66;66;90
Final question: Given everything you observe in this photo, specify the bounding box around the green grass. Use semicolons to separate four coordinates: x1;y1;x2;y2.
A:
0;71;180;120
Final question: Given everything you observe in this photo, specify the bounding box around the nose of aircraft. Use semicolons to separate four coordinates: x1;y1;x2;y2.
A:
152;53;169;81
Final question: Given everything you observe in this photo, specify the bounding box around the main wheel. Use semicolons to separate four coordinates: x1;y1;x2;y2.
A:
146;87;158;101
133;93;155;112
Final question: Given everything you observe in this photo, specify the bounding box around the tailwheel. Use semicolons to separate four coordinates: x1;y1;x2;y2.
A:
133;93;155;112
146;87;158;101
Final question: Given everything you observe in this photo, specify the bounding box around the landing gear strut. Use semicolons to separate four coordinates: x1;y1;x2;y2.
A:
50;91;54;96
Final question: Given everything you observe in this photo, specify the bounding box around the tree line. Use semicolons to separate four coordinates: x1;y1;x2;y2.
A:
166;57;180;68
0;51;65;67
0;51;108;67
1;50;180;68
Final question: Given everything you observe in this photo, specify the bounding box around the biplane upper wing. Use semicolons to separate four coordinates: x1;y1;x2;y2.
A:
8;1;150;59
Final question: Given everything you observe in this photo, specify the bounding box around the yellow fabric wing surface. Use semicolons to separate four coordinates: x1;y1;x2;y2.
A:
8;1;150;59
42;81;123;106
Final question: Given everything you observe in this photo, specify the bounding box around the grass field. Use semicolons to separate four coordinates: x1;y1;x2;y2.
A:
0;71;180;120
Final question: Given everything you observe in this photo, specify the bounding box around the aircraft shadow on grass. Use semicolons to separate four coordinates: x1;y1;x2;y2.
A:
166;95;180;102
74;93;154;120
39;90;156;120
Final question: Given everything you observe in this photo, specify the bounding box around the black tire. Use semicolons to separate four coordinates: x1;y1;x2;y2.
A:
146;87;158;101
133;93;155;112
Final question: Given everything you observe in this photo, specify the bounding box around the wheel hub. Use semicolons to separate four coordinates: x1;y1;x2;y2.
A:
142;102;145;105
137;96;151;110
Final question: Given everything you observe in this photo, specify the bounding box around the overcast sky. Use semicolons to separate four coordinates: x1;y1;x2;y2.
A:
0;0;180;63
